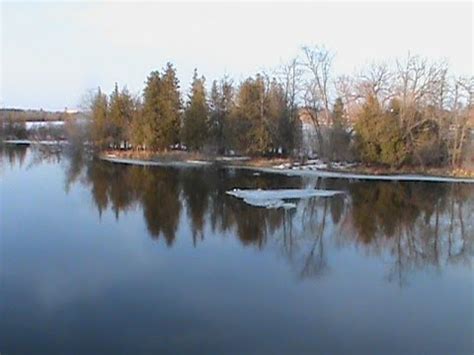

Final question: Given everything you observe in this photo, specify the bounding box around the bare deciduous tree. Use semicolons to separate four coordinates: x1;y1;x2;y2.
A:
449;76;473;166
301;45;334;159
357;61;393;106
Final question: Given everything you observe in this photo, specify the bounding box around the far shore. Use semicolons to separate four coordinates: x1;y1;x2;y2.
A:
100;149;474;184
3;140;473;183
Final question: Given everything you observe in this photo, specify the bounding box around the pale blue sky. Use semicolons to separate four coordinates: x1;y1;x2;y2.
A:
1;1;472;110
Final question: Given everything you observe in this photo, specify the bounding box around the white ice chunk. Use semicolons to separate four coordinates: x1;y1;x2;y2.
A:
2;139;68;145
226;188;343;209
101;156;212;168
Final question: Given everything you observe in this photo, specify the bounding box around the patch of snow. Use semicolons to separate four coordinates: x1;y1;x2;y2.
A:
226;188;343;209
273;159;356;171
273;163;293;169
332;162;357;169
216;156;251;161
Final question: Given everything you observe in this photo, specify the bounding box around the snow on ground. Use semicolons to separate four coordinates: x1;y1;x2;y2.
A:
226;188;344;209
273;159;356;171
215;156;251;161
25;121;64;130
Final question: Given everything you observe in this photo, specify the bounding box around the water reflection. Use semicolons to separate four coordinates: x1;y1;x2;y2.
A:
0;143;28;168
343;182;472;286
0;143;61;171
83;159;301;248
3;144;473;286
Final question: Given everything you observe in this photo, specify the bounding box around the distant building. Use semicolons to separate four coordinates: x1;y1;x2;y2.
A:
65;108;79;114
297;108;333;158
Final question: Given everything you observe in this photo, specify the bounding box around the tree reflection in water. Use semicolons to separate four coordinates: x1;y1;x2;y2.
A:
0;144;28;168
2;144;472;286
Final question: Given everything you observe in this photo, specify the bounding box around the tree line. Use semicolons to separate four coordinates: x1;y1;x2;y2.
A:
90;63;300;156
89;46;473;168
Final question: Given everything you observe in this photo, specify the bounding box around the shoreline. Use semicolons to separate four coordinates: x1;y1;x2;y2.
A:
3;140;472;183
100;152;474;184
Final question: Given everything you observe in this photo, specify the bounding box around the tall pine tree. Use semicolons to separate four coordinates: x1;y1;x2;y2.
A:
141;63;182;150
209;77;234;154
160;63;182;149
231;74;272;155
108;83;135;148
182;69;209;151
90;87;109;148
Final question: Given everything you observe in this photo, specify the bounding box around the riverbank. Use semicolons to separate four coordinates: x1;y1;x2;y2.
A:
100;150;474;183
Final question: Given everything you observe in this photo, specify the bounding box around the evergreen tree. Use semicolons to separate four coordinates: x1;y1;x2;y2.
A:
355;95;406;167
90;87;109;148
355;95;383;163
160;63;182;149
208;77;234;154
329;97;351;161
332;97;346;129
108;83;135;148
231;75;272;155
182;69;209;150
141;64;182;150
142;70;162;149
129;98;145;149
108;83;121;147
267;79;290;154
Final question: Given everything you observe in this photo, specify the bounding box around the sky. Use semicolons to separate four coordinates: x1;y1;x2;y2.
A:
1;1;472;110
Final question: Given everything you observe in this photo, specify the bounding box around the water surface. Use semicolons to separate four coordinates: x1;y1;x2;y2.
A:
1;145;473;354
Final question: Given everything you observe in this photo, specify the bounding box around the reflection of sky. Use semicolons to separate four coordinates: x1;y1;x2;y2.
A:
1;150;473;354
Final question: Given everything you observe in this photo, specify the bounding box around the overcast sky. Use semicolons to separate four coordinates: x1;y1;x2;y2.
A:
1;1;472;110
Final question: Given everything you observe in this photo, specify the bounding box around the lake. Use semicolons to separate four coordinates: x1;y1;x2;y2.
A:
1;145;473;354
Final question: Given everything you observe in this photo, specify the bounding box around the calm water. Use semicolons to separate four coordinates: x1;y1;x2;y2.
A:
1;145;473;354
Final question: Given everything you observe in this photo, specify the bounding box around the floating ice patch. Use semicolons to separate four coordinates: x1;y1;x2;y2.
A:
2;139;68;146
185;160;213;166
243;166;474;184
226;188;343;209
101;156;212;168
